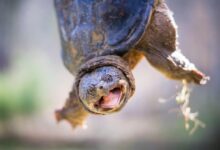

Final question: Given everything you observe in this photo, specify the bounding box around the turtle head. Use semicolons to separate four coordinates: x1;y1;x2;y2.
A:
75;55;135;115
78;66;129;115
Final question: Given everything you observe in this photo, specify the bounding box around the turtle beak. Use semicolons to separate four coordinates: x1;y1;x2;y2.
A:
95;87;123;110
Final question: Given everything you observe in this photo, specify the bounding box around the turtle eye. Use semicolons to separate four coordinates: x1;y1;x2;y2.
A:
101;74;113;82
87;84;96;96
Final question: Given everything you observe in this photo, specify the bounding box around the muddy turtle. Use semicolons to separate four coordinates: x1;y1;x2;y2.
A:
54;0;209;128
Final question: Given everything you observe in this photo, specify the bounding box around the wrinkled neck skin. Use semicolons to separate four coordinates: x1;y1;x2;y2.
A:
74;55;135;115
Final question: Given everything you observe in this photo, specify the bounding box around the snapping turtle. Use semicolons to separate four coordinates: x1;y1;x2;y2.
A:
54;0;209;128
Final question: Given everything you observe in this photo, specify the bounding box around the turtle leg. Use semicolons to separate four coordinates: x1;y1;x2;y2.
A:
55;86;89;128
136;0;209;84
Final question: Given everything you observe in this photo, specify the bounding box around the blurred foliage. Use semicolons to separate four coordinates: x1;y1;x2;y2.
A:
0;66;40;121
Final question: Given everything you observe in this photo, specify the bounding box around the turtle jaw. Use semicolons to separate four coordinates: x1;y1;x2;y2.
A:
92;81;128;115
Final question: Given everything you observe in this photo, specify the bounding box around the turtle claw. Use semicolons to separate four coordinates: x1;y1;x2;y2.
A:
55;108;88;128
143;49;209;85
190;70;210;85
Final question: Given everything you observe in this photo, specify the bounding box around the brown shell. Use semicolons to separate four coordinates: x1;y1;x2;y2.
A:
54;0;155;75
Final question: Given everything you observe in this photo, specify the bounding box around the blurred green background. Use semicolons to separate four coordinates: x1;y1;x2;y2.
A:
0;0;219;149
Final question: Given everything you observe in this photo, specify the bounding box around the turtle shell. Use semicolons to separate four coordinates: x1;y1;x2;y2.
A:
55;0;155;74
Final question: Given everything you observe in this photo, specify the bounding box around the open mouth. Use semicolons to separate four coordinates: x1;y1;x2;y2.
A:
94;87;123;111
